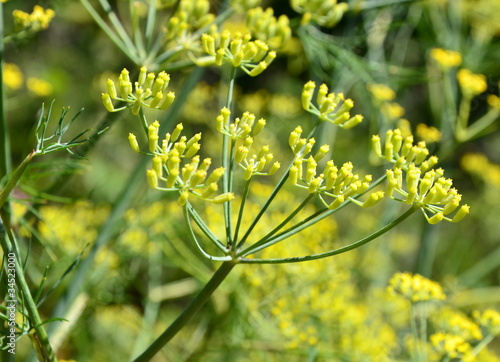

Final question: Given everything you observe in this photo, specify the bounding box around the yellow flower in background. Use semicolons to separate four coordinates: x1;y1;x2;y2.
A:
388;272;446;303
431;332;474;361
416;123;442;143
457;69;487;96
381;102;405;120
27;77;53;96
3;63;24;90
13;5;55;33
430;48;462;69
367;83;396;102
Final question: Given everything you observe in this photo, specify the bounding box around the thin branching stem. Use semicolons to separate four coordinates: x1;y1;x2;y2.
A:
238;206;418;264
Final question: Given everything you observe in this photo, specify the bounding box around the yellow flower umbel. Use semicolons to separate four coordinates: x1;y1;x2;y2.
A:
12;5;55;33
291;0;348;27
132;121;233;205
164;0;215;48
3;63;24;90
301;81;363;128
101;67;175;115
430;48;462;69
246;7;292;49
372;129;469;224
431;333;474;362
388;272;446;303
473;309;500;337
201;31;276;76
457;69;487;97
366;83;396;102
288;126;379;209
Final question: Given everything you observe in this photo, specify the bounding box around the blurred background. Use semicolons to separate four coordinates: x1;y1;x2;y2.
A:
2;0;500;360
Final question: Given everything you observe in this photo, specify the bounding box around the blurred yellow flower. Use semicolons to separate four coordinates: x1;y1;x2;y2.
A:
431;332;474;361
487;94;500;109
416;123;442;143
457;69;487;96
3;63;24;90
27;77;53;96
430;48;462;68
388;272;446;303
367;83;396;101
381;102;405;120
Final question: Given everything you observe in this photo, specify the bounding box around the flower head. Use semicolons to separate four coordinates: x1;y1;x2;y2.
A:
302;81;362;128
101;67;175;115
201;30;276;76
388;272;446;303
430;48;462;69
457;69;487;97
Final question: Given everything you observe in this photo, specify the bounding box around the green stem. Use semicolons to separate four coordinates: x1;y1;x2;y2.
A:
0;218;57;362
132;261;237;361
0;1;10;182
471;333;494;357
98;0;137;53
236;122;321;249
222;67;237;246
0;151;35;210
232;179;251;245
455;96;472;141
238;206;418;264
144;0;157;50
184;206;231;261
238;193;315;256
243;174;387;255
79;0;139;64
186;203;227;252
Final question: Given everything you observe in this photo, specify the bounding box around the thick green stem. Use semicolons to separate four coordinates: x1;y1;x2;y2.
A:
1;218;57;362
0;151;36;209
0;1;10;181
132;261;236;361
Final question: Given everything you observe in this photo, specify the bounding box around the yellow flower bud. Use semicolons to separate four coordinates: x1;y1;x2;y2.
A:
362;191;385;208
128;133;140;153
328;195;345;210
201;183;218;198
211;192;235;204
428;212;444;224
452;204;470;222
102;93;114;112
147;169;158;189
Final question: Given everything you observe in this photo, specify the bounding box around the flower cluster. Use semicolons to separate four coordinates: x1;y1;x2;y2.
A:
457;69;487;97
130;121;234;205
201;31;276;76
372;129;437;171
430;333;474;361
288;127;381;208
291;0;349;28
366;83;406;121
235;138;280;180
246;7;291;49
373;129;469;224
473;309;500;336
101;67;175;115
215;107;267;139
302;81;363;128
387;272;446;303
430;48;462;69
12;5;55;34
164;0;214;45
